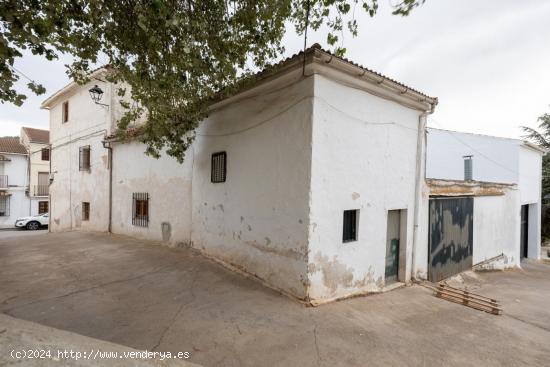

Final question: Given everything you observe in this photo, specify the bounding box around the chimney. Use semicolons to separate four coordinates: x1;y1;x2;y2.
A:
463;155;473;181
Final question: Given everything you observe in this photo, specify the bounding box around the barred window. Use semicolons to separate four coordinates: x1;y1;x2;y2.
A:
41;148;50;161
38;201;48;214
82;202;90;221
79;145;91;171
132;193;149;227
211;152;226;183
0;196;9;216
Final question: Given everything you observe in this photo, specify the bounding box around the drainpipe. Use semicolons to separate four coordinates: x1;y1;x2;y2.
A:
411;112;428;281
102;139;112;233
48;144;52;232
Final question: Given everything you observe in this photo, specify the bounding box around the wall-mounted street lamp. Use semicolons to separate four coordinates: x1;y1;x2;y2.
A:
89;85;109;107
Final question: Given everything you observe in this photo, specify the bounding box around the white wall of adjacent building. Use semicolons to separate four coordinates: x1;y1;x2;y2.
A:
426;128;543;263
519;145;543;259
473;191;520;268
111;140;194;244
426;128;519;183
0;153;29;227
47;77;113;232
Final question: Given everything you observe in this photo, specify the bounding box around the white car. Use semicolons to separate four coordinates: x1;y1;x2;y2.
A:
15;213;49;230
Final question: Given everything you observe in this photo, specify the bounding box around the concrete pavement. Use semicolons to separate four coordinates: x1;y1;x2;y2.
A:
0;314;198;366
1;231;550;366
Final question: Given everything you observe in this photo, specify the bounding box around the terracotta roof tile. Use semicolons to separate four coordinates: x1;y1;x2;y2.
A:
0;137;27;154
22;127;49;144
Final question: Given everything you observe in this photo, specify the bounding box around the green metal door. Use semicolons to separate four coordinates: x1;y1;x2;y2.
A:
428;197;473;282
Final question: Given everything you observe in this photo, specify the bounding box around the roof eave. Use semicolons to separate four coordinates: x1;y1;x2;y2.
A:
40;67;110;109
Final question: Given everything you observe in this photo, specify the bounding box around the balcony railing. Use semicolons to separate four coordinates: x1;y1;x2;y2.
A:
34;185;49;196
0;175;7;188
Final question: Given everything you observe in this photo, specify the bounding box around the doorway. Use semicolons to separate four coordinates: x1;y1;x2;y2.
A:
520;204;529;259
428;197;473;282
385;210;401;284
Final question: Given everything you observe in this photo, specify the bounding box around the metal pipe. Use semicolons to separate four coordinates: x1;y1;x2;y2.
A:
411;112;428;281
48;143;52;232
102;139;112;233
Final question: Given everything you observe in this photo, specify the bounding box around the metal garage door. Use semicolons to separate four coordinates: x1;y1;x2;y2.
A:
428;197;473;282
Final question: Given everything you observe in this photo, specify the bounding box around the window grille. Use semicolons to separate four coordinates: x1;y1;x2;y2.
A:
79;146;91;171
41;148;50;161
211;152;227;183
38;201;48;214
132;192;149;227
82;202;90;221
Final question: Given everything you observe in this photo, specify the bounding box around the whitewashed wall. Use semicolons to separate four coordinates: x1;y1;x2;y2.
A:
50;134;110;231
427;129;543;262
0;154;29;227
111;141;193;244
426;128;519;183
48;79;113;232
519;145;542;259
307;74;424;302
473;191;520;268
191;74;314;299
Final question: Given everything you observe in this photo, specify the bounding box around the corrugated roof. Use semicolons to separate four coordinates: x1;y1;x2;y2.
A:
22;127;49;144
0;137;27;155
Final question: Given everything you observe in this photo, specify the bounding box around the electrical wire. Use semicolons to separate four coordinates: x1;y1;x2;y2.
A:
199;94;418;138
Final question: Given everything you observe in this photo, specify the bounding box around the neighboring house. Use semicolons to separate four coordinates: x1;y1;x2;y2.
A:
423;128;543;278
43;44;438;304
0;137;29;228
20;127;50;215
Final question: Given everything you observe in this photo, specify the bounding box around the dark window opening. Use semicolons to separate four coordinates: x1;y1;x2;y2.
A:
41;148;50;161
62;101;69;123
343;209;358;243
38;201;48;214
0;196;9;216
211;152;227;183
79;145;91;171
82;202;90;221
132;192;149;227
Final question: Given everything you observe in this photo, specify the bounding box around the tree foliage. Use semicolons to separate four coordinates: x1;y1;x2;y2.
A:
1;0;424;161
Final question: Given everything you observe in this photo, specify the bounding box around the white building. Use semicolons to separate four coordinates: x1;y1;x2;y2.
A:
43;45;438;304
42;45;543;304
20;127;50;215
0;137;29;228
423;128;543;277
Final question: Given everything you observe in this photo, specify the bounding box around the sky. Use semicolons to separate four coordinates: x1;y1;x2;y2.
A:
1;0;550;139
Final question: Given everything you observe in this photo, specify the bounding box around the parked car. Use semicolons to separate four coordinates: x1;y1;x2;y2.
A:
15;213;49;230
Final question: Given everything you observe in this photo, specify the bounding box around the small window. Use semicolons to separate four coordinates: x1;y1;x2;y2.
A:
343;209;358;243
38;201;48;214
62;101;69;123
211;152;227;183
41;148;50;161
0;196;9;216
82;202;90;221
79;145;91;171
132;192;149;227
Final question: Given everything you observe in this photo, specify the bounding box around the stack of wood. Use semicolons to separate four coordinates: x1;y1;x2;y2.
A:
435;283;502;315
